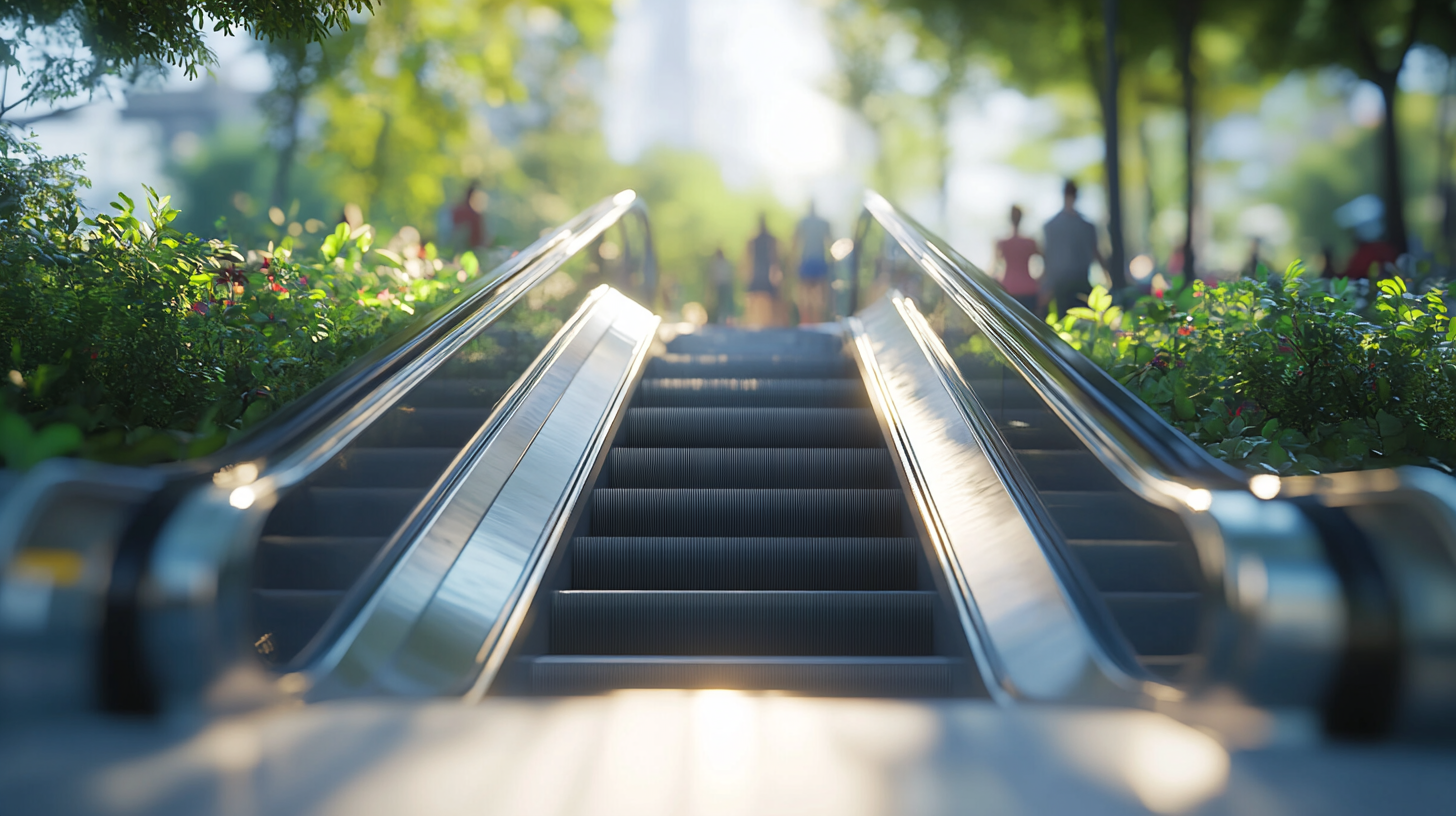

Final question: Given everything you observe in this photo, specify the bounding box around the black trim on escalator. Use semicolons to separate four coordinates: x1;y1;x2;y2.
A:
1293;498;1403;739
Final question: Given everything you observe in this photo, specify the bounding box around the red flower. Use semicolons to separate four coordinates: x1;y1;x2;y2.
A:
1154;290;1164;299
271;282;285;292
190;301;209;316
1177;326;1192;336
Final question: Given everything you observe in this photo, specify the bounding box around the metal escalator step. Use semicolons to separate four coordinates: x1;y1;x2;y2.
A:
667;329;844;356
400;378;513;408
608;448;898;488
1014;450;1116;491
646;355;857;379
637;378;867;407
964;378;1046;409
1040;491;1190;541
1103;591;1202;656
309;447;459;488
255;536;389;591
623;407;883;448
527;655;959;696
590;488;903;537
572;537;918;590
251;588;343;662
995;409;1082;450
550;590;936;655
1067;539;1201;593
353;407;491;448
263;486;427;537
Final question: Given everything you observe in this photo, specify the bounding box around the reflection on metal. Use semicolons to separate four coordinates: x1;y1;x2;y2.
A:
307;287;659;699
853;294;1141;702
1282;467;1456;737
0;461;163;717
851;285;1344;709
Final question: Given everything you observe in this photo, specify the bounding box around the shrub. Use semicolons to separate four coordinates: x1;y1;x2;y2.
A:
1052;264;1456;475
0;130;491;468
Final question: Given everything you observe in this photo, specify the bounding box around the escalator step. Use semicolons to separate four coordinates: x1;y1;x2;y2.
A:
1103;592;1202;656
353;407;491;448
623;407;883;448
608;448;898;488
667;330;843;355
1041;491;1190;541
400;378;513;409
263;486;427;537
572;537;918;590
1014;450;1115;491
309;447;459;489
550;590;936;655
637;378;867;407
251;588;343;663
646;355;857;380
255;536;389;591
527;655;960;696
1068;539;1201;593
590;488;903;537
995;409;1082;450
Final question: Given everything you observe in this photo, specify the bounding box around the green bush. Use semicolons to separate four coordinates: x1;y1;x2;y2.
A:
1052;264;1456;475
0;130;490;468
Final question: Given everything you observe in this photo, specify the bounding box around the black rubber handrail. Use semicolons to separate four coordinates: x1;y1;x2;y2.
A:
856;192;1248;492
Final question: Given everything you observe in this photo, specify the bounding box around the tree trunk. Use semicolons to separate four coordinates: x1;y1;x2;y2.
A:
1101;0;1127;289
1440;58;1455;264
270;89;302;209
1175;0;1199;285
1376;76;1410;255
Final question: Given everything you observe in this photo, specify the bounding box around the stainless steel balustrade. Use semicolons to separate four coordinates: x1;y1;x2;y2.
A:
0;191;660;717
845;192;1402;726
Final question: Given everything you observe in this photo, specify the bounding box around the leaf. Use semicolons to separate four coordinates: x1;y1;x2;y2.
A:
1375;409;1402;438
1173;377;1195;421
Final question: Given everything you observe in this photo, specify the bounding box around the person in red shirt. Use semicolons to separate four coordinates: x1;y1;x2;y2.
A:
1342;238;1398;280
994;205;1041;313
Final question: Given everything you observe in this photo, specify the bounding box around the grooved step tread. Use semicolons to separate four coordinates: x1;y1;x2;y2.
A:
589;488;903;537
623;407;883;448
255;535;388;591
607;448;898;489
572;536;918;590
263;486;427;537
309;447;459;488
551;590;937;656
646;355;857;380
637;378;867;407
528;656;961;696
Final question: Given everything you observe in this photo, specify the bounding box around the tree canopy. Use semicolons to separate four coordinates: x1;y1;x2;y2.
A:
0;0;373;114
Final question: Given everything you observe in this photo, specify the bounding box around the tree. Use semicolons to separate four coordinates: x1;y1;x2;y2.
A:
0;1;372;119
1246;0;1456;255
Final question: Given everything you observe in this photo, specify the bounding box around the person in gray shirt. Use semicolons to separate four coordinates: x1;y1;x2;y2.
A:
1039;179;1107;316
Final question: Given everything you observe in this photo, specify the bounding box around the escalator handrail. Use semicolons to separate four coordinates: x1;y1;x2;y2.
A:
858;191;1249;498
172;191;650;478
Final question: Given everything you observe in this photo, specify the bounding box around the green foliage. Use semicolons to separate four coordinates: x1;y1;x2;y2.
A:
1053;263;1456;475
0;130;490;468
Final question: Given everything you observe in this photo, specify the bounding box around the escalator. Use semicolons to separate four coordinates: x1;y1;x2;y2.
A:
495;326;976;696
10;187;1456;765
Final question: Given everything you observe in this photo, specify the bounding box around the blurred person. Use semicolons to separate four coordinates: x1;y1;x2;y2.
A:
1342;234;1399;280
708;247;735;324
742;213;782;327
1039;180;1107;316
791;202;832;324
448;180;490;254
993;205;1040;312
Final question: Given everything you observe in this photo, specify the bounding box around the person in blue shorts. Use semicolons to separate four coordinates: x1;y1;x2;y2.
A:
791;202;832;324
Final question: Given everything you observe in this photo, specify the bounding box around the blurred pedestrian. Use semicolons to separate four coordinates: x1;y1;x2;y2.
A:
993;204;1040;313
708;247;735;324
743;213;782;327
1342;234;1398;280
1039;180;1106;316
448;181;490;254
791;202;832;324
